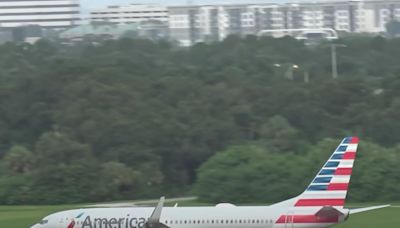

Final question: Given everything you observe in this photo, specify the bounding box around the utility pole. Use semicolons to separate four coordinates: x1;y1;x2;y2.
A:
304;71;310;83
330;44;346;79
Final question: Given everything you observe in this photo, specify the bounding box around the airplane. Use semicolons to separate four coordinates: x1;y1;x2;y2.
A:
31;137;390;228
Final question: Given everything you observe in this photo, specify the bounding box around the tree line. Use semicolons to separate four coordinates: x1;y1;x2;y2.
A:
0;35;400;204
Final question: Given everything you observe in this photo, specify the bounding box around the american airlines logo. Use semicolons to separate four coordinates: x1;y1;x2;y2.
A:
81;216;147;228
67;213;85;228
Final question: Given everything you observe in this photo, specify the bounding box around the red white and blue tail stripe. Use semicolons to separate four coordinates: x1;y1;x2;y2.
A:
296;137;359;208
275;137;359;227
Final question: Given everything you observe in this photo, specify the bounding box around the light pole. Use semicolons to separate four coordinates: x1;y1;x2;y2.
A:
285;64;299;80
274;63;309;82
330;43;346;79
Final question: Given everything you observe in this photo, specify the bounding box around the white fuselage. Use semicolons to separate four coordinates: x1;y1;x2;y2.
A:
31;197;342;228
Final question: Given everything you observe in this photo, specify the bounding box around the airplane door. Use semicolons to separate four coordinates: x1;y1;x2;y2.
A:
57;217;64;228
285;212;294;228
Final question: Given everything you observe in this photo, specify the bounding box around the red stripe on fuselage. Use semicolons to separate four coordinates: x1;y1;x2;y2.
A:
295;199;345;207
335;168;352;175
327;183;349;191
276;215;339;224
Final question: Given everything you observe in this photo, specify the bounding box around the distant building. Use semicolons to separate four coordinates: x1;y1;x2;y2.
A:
90;4;168;24
138;20;169;40
0;0;80;28
168;0;400;46
59;23;140;42
0;30;13;44
0;25;46;44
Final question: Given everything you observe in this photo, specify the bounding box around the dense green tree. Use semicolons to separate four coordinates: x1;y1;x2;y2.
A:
259;115;300;152
35;132;92;165
0;36;400;204
96;162;141;200
195;144;309;203
3;146;34;174
30;132;100;204
195;138;400;203
0;174;34;204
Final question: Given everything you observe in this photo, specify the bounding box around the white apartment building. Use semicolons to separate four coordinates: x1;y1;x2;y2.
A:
169;5;252;46
169;0;400;46
90;4;168;24
0;0;80;28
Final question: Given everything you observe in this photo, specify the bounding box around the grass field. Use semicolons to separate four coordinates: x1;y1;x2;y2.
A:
0;205;78;227
334;206;399;227
0;203;398;227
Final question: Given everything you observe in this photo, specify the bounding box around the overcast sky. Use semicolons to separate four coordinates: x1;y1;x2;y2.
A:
81;0;288;9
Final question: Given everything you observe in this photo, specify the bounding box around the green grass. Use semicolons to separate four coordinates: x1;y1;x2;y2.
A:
0;205;80;227
0;204;398;227
335;207;400;227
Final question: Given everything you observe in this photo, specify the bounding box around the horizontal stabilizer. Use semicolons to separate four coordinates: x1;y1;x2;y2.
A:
349;205;391;214
316;206;345;218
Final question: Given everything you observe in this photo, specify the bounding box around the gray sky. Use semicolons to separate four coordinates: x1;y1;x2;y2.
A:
81;0;287;9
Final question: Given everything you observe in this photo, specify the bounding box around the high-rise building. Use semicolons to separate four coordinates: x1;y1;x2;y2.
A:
90;4;168;24
169;0;400;46
0;0;80;28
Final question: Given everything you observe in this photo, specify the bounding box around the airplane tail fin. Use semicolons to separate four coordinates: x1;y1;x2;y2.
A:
294;137;359;209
